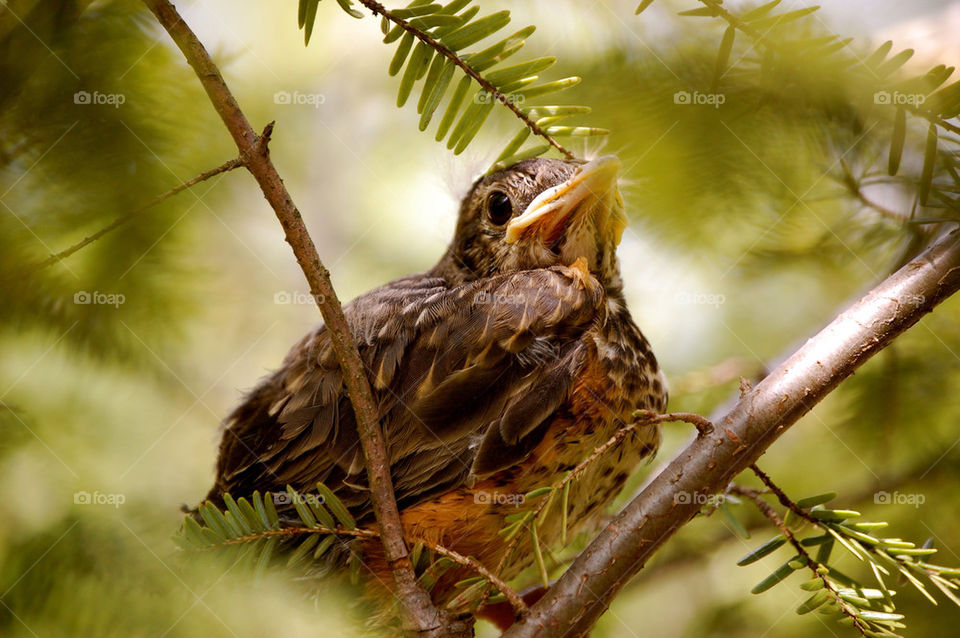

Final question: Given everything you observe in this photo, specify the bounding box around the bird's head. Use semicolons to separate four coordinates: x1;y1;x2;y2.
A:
435;156;628;288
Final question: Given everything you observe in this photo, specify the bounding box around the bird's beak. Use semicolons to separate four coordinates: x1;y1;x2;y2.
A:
504;155;627;249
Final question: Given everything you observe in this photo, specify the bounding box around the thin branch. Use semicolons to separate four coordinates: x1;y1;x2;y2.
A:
503;227;960;638
487;410;713;604
141;1;446;635
355;0;574;159
728;482;871;637
23;156;242;275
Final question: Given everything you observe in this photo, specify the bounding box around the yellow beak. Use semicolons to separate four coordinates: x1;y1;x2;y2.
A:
504;155;627;247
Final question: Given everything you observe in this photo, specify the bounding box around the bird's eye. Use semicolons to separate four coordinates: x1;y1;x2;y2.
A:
485;191;513;226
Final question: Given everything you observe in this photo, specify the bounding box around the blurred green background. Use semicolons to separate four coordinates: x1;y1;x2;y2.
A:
1;0;959;636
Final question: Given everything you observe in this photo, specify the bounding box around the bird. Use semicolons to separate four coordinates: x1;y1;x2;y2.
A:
202;155;667;628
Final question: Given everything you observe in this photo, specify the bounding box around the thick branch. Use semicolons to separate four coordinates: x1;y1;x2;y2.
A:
142;1;445;634
504;228;960;637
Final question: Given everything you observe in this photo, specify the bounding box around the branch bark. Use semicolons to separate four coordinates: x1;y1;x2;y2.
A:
141;1;448;634
503;227;960;638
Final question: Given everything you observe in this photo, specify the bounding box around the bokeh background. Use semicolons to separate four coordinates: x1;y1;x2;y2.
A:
1;0;959;636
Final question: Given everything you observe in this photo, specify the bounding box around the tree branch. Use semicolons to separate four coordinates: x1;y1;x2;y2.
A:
24;156;242;276
503;227;960;637
141;1;447;634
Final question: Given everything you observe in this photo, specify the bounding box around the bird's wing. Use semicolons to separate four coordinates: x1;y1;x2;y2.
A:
208;261;604;519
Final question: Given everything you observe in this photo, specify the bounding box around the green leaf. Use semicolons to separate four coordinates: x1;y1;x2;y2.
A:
542;126;608;137
796;492;838;509
316;483;357;529
919;122;938;206
287;485;318;528
453;100;495;154
236;497;263;532
183;515;213;547
286;533;322;567
398;42;434;107
678;7;719;18
515;77;581;99
561;480;570;546
748;6;820;31
441;11;512;51
712;26;735;92
530;521;549;588
797;589;831;614
389;32;416;77
314;534;336;559
301;0;321;45
495;127;531;163
491;143;551;171
467;26;536;72
742;0;782;21
808;508;860;522
525;486;554;499
392;4;442;19
752;557;802;594
738;535;787;566
888;108;906;175
800;578;825;591
435;75;472;141
254;536;279;578
335;0;364;19
485;57;556;87
720;502;750;539
307;494;336;530
876;49;915;78
635;0;655;15
264;491;280;528
419;60;456;129
865;41;894;69
223;494;254;535
816;538;834;564
199;502;231;540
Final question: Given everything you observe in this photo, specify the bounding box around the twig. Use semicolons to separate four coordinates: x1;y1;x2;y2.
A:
355;0;574;159
486;410;714;605
22;157;242;275
503;227;960;638
142;1;446;635
727;482;871;637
